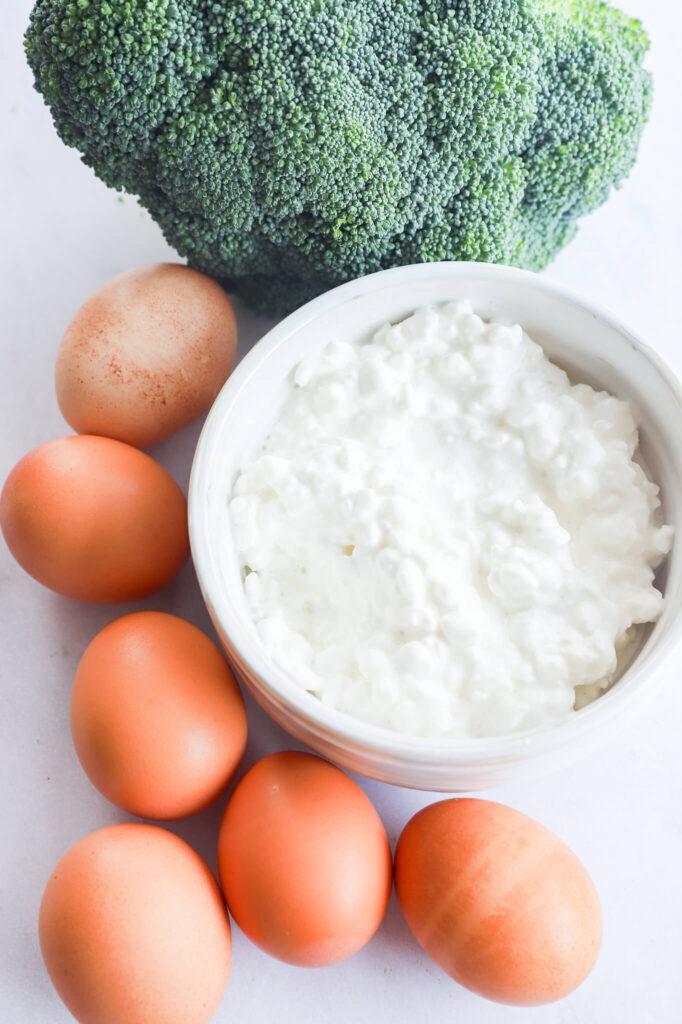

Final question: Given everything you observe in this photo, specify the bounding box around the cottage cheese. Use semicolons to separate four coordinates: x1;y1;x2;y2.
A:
230;302;673;739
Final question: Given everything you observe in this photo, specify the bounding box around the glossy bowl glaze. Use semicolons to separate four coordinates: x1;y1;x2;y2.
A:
189;263;682;790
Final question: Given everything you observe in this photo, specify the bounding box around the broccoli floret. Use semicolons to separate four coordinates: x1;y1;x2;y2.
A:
25;0;652;316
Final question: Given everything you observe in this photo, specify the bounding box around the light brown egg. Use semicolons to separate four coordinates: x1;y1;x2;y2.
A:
394;798;602;1006
0;435;188;602
39;824;231;1024
71;612;248;820
217;751;392;967
55;263;237;448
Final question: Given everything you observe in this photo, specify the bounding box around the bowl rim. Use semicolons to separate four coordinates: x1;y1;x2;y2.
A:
189;261;682;770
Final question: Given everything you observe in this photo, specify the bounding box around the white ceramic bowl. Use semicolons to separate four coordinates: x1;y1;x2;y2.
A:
189;262;682;791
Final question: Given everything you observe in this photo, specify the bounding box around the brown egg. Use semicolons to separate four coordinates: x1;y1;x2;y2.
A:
71;612;248;820
394;798;602;1006
217;751;392;966
55;263;237;448
39;824;231;1024
0;435;188;602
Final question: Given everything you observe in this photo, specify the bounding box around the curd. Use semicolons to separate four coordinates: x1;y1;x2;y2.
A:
230;303;672;739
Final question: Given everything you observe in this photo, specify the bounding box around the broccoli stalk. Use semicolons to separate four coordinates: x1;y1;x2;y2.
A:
25;0;652;316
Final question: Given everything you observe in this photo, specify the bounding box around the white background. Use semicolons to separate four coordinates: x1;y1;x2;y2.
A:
1;1;681;1021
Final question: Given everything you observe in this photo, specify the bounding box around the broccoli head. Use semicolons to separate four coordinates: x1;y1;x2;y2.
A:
25;0;652;316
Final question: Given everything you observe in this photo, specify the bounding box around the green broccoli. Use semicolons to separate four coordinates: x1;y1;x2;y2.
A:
25;0;652;316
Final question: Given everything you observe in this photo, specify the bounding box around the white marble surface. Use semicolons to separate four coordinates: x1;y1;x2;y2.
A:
1;1;681;1021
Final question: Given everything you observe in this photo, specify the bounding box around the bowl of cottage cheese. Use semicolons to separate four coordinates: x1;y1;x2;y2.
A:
189;263;682;790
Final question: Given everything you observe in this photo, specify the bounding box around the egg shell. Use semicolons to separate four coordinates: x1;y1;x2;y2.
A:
394;798;602;1006
217;751;392;966
55;263;237;448
0;435;188;602
71;612;248;819
39;824;231;1024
